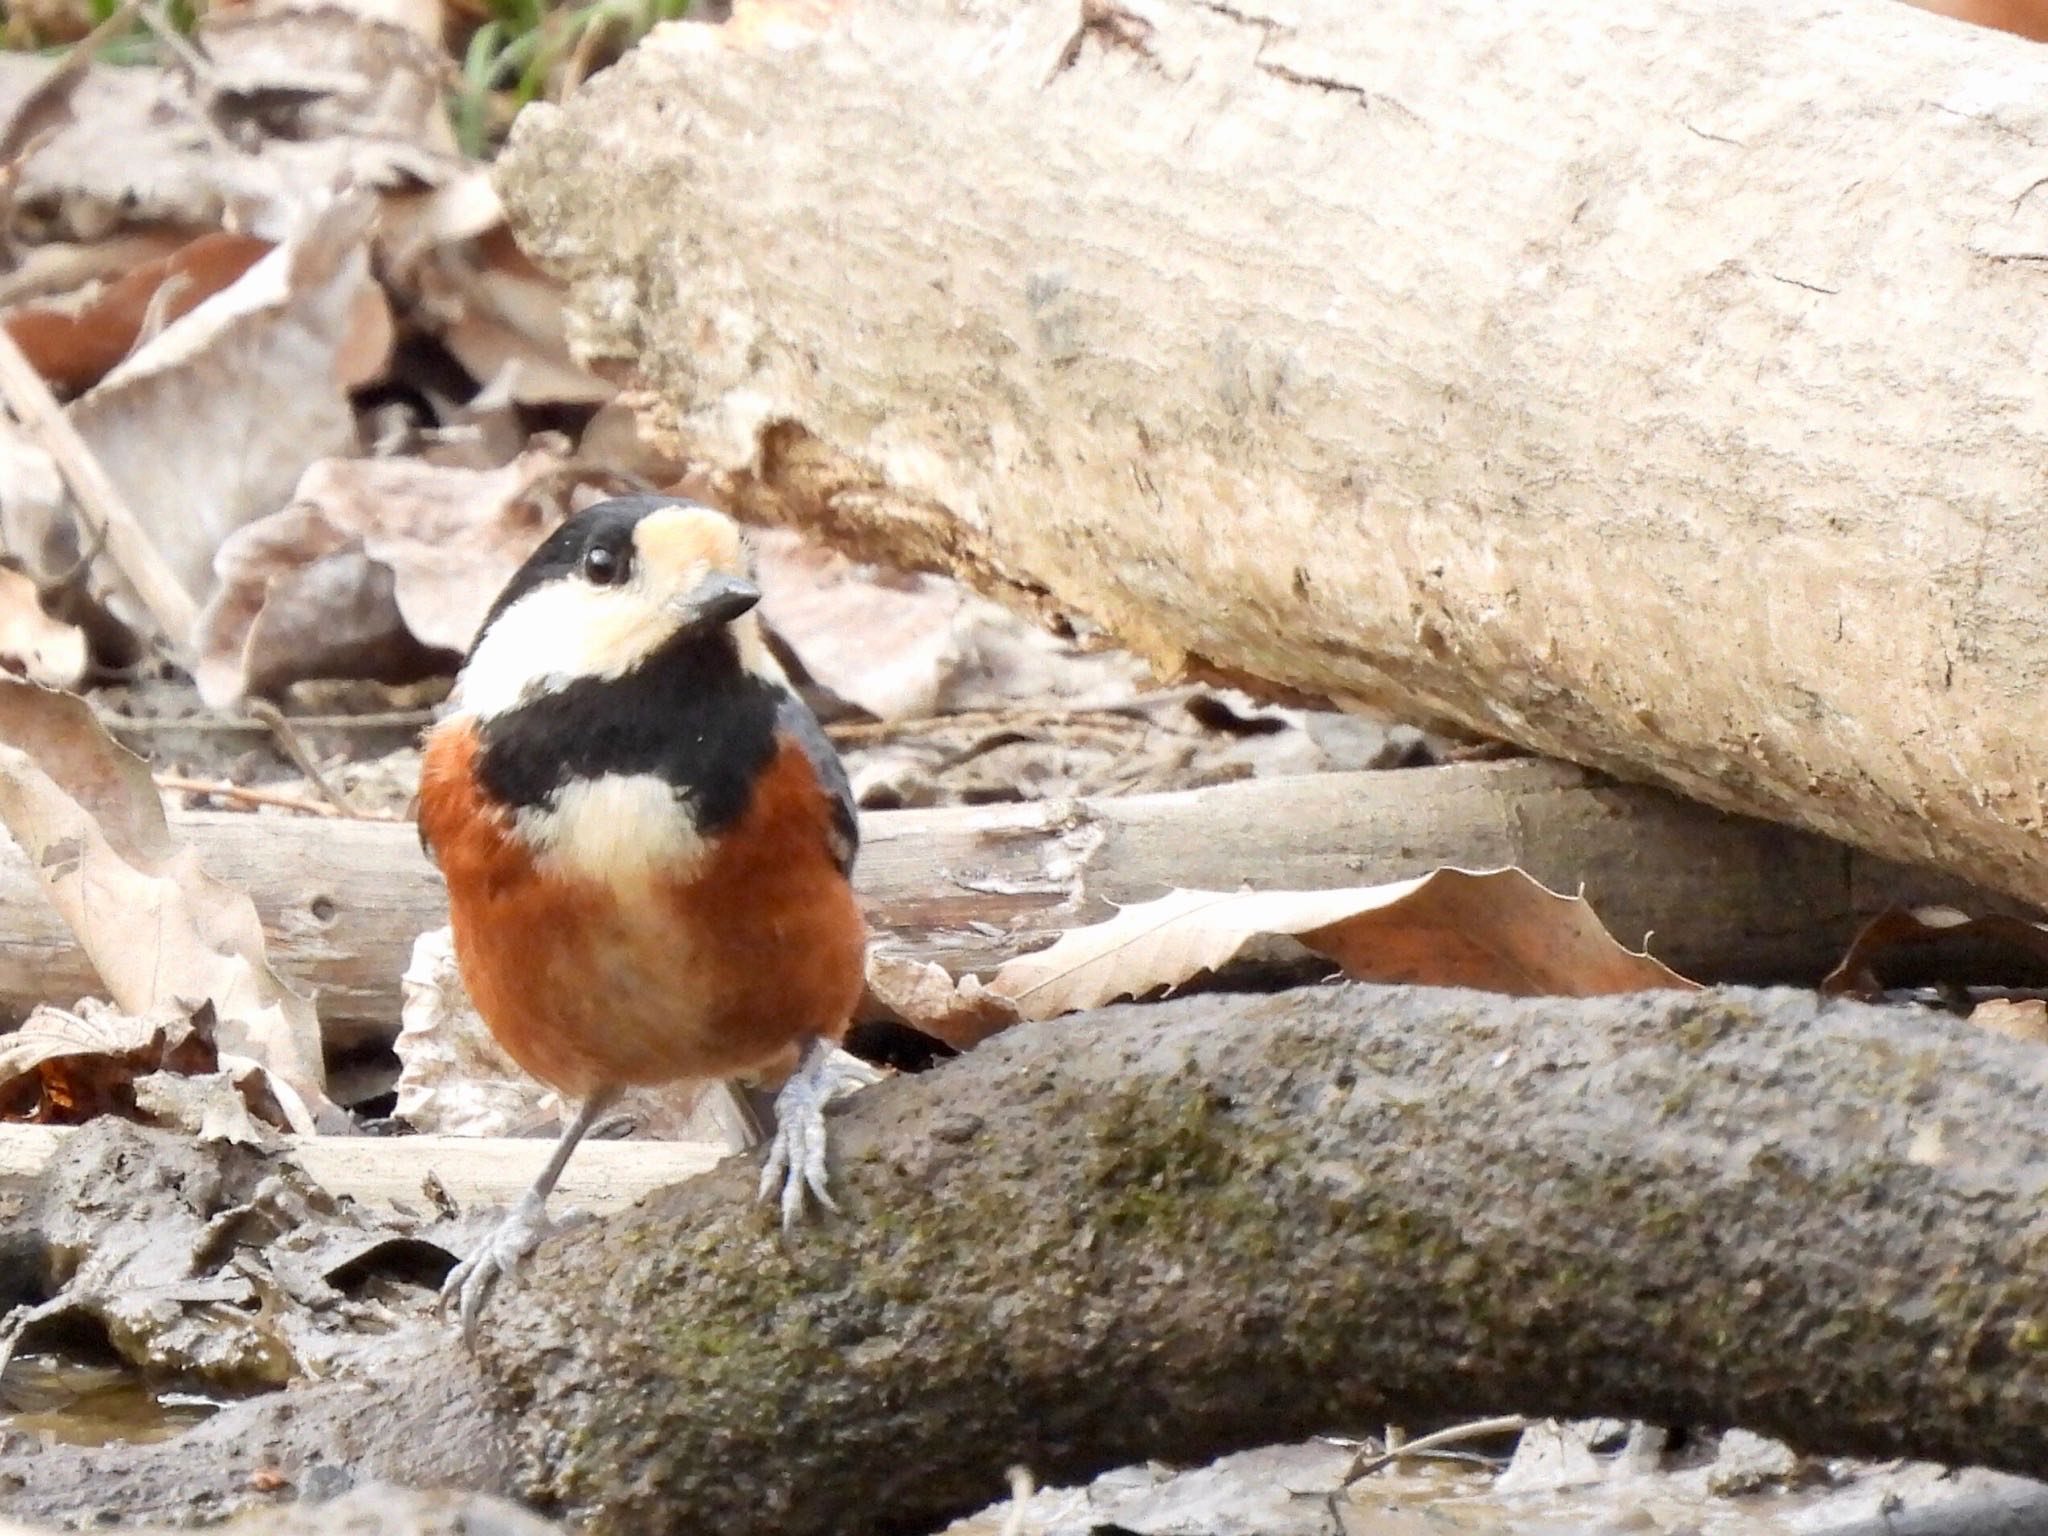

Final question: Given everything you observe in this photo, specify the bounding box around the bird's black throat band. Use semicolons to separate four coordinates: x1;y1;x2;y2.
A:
474;628;784;835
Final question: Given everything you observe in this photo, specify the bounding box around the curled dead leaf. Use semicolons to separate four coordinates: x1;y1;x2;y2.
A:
58;193;386;625
754;528;1146;721
234;0;448;46
193;444;589;706
0;999;209;1123
2;231;274;399
428;227;612;407
132;1068;285;1148
1821;905;2048;1000
0;996;292;1143
986;871;1698;1023
5;7;457;250
0;567;86;688
862;952;1021;1051
0;680;335;1129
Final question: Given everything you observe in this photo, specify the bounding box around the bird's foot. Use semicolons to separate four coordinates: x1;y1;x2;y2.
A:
757;1042;882;1230
439;1190;553;1343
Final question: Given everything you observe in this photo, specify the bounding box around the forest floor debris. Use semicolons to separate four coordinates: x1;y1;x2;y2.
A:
3;6;2048;1535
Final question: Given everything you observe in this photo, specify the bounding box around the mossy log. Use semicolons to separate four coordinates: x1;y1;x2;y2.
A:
4;985;2048;1533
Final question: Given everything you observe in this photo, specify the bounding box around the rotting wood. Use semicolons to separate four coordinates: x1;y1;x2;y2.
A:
496;0;2048;910
0;1124;723;1210
5;985;2048;1535
0;761;2024;1044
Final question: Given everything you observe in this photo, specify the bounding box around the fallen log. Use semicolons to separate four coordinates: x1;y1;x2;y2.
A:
0;1124;720;1209
4;985;2046;1535
496;0;2048;909
0;763;2019;1042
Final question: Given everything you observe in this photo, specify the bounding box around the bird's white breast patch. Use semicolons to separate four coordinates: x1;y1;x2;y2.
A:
513;772;711;888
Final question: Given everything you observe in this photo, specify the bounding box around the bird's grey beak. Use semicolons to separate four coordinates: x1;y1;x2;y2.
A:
673;572;761;629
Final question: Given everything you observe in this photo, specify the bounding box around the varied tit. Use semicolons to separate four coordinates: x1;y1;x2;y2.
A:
418;496;870;1336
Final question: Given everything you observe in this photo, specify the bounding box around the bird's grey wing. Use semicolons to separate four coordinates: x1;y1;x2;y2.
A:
778;690;859;876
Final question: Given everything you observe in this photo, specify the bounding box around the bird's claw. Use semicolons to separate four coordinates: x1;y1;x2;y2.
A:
758;1044;881;1231
438;1191;551;1344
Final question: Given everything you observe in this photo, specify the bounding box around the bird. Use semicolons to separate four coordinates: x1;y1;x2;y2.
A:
417;495;870;1336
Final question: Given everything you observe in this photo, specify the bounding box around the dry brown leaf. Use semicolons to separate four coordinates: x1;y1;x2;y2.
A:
1821;905;2048;1000
132;1068;284;1147
0;567;86;689
0;680;334;1129
754;528;1147;720
193;521;430;707
396;927;756;1147
862;953;1021;1051
2;231;274;398
428;228;612;407
201;6;458;161
0;233;195;312
1969;997;2048;1045
578;395;685;485
193;443;580;705
0;998;289;1142
0;1000;209;1123
287;446;573;652
376;168;506;272
53;194;384;619
379;177;607;407
987;871;1698;1023
3;13;456;250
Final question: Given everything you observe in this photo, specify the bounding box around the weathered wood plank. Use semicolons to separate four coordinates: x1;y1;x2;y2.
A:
0;1124;722;1212
0;761;2018;1043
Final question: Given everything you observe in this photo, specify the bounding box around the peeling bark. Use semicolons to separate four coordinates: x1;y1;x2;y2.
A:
498;0;2048;907
5;986;2046;1536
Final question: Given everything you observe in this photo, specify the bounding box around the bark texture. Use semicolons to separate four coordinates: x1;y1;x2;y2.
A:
498;0;2048;906
0;763;2022;1043
480;985;2048;1534
5;986;2048;1533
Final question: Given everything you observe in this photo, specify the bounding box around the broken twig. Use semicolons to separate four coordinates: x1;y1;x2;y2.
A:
0;326;198;652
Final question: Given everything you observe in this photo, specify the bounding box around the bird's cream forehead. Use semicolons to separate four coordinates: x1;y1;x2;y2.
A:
452;505;775;721
633;505;748;581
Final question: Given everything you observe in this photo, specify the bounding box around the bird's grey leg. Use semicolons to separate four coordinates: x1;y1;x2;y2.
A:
757;1038;880;1230
440;1085;621;1342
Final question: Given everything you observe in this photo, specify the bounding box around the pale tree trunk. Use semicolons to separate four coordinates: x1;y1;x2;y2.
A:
499;0;2048;907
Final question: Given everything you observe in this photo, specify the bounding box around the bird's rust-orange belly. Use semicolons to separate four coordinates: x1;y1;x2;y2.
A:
420;724;865;1099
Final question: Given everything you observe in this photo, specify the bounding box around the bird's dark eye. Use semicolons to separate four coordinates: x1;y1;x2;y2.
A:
581;543;627;586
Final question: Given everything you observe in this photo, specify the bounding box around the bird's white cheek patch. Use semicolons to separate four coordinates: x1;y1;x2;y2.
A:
456;582;680;720
515;773;710;888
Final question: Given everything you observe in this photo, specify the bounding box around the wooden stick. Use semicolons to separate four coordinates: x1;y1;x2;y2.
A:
153;775;398;820
0;324;198;652
0;1122;723;1213
245;698;363;818
0;760;2025;1046
1341;1415;1529;1483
